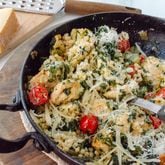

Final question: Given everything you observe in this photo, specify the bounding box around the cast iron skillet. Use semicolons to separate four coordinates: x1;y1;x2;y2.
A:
0;12;165;165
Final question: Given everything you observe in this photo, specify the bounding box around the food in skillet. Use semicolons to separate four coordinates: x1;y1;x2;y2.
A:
28;26;165;164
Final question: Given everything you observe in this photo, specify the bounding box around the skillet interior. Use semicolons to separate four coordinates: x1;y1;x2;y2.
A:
20;12;165;164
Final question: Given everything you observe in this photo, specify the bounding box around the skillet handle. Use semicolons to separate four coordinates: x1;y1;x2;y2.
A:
0;91;22;111
0;132;52;153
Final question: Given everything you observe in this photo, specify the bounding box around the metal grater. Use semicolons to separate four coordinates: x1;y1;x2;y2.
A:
0;0;64;15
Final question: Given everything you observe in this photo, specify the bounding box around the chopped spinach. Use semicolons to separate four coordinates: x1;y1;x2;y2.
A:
144;116;152;124
80;139;91;148
95;26;108;36
106;101;118;111
146;163;159;165
144;139;152;149
108;80;116;87
128;111;137;122
64;64;70;79
146;154;158;159
140;78;153;91
129;123;133;132
122;160;136;165
82;29;89;36
79;46;86;55
130;146;143;156
136;86;148;97
63;88;71;95
97;133;113;146
45;62;70;82
121;133;128;149
100;82;108;92
52;48;64;56
67;147;78;156
80;80;90;90
59;119;78;131
119;90;127;101
111;153;119;165
103;137;113;146
103;42;116;59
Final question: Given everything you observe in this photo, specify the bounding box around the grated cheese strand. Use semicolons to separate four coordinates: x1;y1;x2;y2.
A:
98;147;117;163
116;143;146;165
115;127;122;165
45;104;52;126
139;158;160;163
49;101;75;119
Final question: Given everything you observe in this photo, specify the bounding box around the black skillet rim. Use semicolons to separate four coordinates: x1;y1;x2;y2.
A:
19;12;165;165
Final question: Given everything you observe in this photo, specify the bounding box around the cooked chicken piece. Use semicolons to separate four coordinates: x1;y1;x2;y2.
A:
29;70;57;89
67;41;94;68
131;116;151;136
91;99;110;114
58;102;80;118
51;34;75;59
104;88;120;100
92;138;110;152
30;60;69;89
50;80;84;105
143;56;163;88
104;80;139;100
115;112;131;133
67;29;95;68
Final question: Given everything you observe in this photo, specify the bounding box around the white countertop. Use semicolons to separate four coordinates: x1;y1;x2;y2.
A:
0;0;164;70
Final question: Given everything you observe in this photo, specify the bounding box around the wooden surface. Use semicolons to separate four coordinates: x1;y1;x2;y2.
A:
0;27;57;165
1;0;141;56
65;0;141;15
1;11;52;56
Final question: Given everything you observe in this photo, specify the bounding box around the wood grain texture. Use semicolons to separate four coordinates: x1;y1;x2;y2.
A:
65;0;141;15
1;11;53;56
0;28;57;165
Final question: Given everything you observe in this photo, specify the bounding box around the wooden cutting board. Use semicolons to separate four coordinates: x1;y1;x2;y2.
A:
0;25;56;165
1;11;53;56
1;0;141;56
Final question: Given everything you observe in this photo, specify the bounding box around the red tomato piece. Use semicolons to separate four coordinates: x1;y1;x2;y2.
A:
156;87;165;99
140;55;146;63
28;85;48;106
118;39;130;53
160;154;165;165
127;64;137;78
149;115;161;129
79;114;98;134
